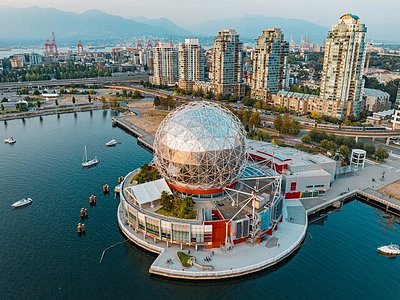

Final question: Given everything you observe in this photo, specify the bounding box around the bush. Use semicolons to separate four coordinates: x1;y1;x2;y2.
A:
156;191;196;219
133;164;161;184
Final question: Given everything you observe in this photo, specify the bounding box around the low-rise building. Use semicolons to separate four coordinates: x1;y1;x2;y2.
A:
247;140;337;199
363;88;391;113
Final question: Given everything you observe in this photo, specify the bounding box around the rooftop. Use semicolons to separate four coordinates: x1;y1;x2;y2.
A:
247;140;334;168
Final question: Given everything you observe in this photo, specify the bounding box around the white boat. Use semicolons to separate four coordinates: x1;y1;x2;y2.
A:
106;139;118;147
4;136;16;144
377;244;400;255
393;141;400;146
82;145;99;167
12;198;33;208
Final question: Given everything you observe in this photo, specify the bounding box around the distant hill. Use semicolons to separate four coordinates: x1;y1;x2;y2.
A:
132;17;193;38
188;15;329;43
0;6;191;44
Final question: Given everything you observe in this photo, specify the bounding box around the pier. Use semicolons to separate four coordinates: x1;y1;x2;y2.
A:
304;188;400;217
112;116;154;151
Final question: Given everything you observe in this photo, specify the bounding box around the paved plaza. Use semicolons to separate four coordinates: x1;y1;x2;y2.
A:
118;200;307;279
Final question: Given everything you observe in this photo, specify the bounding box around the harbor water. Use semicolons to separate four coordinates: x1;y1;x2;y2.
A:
0;110;399;300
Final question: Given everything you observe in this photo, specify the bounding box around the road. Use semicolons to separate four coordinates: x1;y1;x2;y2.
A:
0;75;149;90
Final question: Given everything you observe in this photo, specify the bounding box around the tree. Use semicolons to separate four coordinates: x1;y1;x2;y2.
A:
36;100;41;108
55;99;59;106
153;96;161;107
88;88;95;95
249;112;260;128
59;88;65;94
364;144;376;156
0;104;4;111
301;134;312;144
133;90;142;99
88;94;92;103
337;145;351;159
375;147;389;161
274;115;283;132
72;97;76;104
19;87;29;95
33;89;40;96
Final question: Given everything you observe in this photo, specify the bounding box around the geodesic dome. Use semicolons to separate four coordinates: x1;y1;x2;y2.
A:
153;101;247;194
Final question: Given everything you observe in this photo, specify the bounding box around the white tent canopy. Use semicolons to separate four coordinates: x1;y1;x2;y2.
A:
125;178;172;206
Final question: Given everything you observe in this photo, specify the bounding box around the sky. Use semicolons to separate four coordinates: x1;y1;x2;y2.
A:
0;0;398;28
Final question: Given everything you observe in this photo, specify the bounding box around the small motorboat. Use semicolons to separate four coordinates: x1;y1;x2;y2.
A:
82;145;99;167
377;244;400;255
106;139;118;147
4;136;16;144
11;198;33;208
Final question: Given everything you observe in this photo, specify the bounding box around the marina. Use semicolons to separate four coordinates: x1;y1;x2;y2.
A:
1;110;399;299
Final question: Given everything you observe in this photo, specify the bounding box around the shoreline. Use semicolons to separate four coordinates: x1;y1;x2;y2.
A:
0;103;107;121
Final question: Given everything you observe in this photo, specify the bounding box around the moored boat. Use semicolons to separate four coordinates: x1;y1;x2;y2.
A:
82;145;99;167
106;139;118;147
377;244;400;255
4;137;16;144
11;198;33;208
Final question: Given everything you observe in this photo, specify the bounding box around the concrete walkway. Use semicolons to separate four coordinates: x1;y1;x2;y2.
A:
301;156;400;211
118;200;308;280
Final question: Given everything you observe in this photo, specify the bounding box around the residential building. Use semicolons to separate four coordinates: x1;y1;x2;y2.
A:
363;88;391;113
10;55;25;68
150;43;178;86
211;29;245;98
320;14;367;120
178;39;205;91
392;84;400;129
251;28;289;101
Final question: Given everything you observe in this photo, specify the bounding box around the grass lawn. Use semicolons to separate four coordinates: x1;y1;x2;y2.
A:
177;251;194;268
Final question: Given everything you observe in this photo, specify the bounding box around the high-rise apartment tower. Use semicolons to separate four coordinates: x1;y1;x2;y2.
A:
320;14;367;119
251;28;289;101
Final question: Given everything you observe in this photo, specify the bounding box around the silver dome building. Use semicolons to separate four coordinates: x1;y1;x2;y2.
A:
153;101;246;195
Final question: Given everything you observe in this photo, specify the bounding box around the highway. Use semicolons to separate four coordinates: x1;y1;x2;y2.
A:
0;75;149;90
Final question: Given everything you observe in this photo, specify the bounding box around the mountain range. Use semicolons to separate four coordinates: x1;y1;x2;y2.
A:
0;6;397;46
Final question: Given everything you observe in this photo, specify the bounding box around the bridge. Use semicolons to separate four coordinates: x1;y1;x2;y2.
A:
0;75;149;91
299;124;400;144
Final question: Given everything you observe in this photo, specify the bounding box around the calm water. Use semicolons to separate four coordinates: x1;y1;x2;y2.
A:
0;110;399;300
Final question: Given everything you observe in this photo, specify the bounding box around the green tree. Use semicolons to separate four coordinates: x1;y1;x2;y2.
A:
55;99;58;106
274;115;283;132
364;144;375;156
1;104;4;111
72;96;76;104
19;87;29;95
88;94;92;103
337;145;351;158
301;134;312;144
33;89;40;96
153;96;161;107
88;88;95;95
249;112;260;128
375;147;389;161
133;90;142;99
36;100;41;108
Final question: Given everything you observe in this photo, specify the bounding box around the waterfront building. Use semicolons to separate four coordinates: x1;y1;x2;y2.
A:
119;102;285;251
251;28;289;101
211;29;245;98
319;14;367;120
363;88;391;113
149;43;178;86
391;84;400;129
178;39;206;91
247;140;337;199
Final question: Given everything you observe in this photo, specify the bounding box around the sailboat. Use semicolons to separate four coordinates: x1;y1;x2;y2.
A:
82;145;99;167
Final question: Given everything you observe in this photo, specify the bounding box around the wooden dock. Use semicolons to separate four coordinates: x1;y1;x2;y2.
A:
112;116;154;152
306;189;400;217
